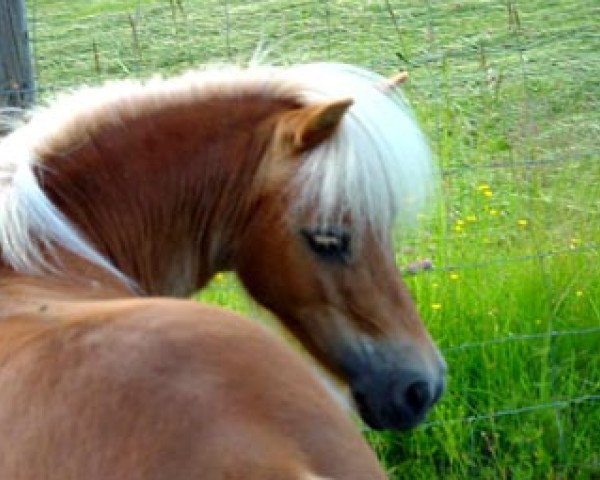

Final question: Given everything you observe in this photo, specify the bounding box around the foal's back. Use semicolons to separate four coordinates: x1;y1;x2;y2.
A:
0;295;386;480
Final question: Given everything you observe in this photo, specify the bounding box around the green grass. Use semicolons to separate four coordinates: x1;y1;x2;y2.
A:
25;0;600;477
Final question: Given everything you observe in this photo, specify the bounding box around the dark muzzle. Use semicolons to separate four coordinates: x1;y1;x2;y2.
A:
342;342;446;430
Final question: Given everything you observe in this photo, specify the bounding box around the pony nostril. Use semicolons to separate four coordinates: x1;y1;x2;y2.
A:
352;387;368;412
404;380;431;414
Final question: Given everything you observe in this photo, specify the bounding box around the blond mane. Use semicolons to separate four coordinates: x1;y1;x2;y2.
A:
0;63;434;285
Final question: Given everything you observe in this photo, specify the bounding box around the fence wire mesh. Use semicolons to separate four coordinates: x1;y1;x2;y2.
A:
2;0;599;477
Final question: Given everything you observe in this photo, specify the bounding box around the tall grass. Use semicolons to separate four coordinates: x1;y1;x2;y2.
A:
26;0;600;477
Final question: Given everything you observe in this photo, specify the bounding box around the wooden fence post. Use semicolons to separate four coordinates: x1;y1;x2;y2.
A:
0;0;35;109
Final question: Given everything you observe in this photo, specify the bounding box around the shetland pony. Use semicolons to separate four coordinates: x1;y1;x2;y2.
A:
0;63;445;433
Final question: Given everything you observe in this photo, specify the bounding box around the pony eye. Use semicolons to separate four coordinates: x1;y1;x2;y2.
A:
301;228;351;263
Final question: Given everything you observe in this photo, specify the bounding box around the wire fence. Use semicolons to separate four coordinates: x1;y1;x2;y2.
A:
2;0;599;476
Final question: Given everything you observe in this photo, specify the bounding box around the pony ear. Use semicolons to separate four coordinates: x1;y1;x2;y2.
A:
380;71;408;91
279;98;353;153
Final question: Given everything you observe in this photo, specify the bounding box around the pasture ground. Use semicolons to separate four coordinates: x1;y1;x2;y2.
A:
26;0;600;478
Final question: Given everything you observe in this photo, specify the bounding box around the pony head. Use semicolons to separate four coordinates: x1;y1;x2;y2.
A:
234;64;446;430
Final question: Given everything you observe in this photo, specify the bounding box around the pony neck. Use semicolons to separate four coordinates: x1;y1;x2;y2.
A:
35;92;291;296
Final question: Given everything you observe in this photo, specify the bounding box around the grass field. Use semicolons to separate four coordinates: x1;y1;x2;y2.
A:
24;0;600;478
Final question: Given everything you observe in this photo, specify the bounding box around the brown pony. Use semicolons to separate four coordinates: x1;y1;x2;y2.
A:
0;63;445;436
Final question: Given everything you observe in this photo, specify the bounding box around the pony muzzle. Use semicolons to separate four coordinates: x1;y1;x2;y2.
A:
342;342;446;431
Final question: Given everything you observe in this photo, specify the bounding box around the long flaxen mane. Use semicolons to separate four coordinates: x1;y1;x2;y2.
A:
0;63;434;288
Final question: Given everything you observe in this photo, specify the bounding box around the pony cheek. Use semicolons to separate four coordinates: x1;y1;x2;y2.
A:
235;237;319;312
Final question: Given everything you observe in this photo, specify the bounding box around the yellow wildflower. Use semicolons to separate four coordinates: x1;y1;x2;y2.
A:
449;272;460;281
576;290;584;298
466;214;477;222
477;184;491;192
483;190;493;198
517;219;528;227
489;209;498;216
431;303;442;310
